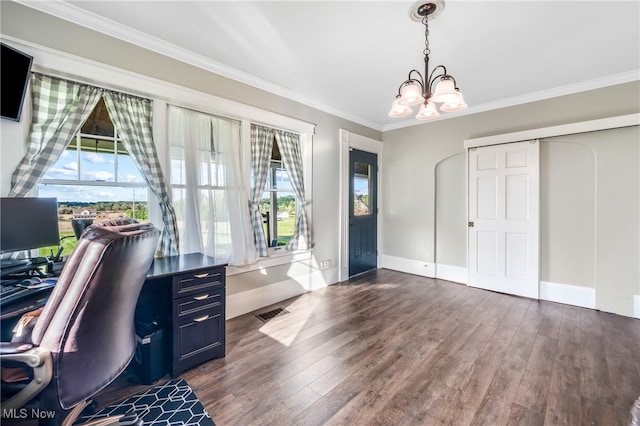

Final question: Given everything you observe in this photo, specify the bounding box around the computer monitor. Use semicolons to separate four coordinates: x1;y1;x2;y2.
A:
0;197;60;254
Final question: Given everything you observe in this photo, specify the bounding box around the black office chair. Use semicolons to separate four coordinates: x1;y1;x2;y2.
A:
0;219;160;425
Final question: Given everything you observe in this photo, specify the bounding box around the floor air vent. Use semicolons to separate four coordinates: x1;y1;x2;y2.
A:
256;307;289;322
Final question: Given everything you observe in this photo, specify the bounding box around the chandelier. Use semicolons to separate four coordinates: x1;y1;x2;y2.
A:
388;1;467;120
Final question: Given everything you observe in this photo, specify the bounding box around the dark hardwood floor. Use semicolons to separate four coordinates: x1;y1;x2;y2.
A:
100;269;640;425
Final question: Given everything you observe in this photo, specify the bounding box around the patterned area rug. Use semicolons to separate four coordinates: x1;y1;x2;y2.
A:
76;379;215;425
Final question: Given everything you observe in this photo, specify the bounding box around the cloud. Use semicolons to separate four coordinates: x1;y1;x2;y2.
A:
44;162;78;179
120;174;145;184
84;152;111;164
96;190;116;198
63;162;79;172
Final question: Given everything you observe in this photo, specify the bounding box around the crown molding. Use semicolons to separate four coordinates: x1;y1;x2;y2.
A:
14;0;383;132
381;70;640;132
14;1;640;134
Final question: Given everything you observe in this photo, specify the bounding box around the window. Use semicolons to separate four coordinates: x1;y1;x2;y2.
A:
168;106;254;264
353;162;371;216
39;98;149;255
249;124;310;257
259;142;296;247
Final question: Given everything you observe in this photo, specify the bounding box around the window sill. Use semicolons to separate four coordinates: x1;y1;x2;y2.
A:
226;248;313;276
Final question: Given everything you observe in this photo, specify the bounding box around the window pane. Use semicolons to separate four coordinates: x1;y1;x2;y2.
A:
259;191;273;244
80;137;115;182
38;184;149;255
273;164;293;190
210;154;226;187
172;187;186;237
275;194;295;245
81;98;114;137
170;146;185;185
353;162;370;216
44;140;78;180
172;188;233;261
117;145;145;184
258;191;296;247
208;189;233;259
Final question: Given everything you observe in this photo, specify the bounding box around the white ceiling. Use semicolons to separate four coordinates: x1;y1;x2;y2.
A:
19;0;640;131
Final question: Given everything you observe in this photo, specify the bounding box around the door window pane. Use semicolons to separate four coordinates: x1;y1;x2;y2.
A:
353;162;370;216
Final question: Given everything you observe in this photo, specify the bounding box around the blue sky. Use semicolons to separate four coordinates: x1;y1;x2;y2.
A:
41;149;146;202
354;176;369;195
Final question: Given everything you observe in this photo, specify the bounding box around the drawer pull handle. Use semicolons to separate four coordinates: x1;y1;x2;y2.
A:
194;294;209;300
194;273;210;279
194;315;210;322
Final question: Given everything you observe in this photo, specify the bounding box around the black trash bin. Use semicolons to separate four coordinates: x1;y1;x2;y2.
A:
133;318;166;384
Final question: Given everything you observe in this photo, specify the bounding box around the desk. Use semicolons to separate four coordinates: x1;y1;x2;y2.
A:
1;253;227;378
136;253;227;378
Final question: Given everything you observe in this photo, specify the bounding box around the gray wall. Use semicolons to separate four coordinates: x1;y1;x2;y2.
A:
383;84;640;316
542;128;639;315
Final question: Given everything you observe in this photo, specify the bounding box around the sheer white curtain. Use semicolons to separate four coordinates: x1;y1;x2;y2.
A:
168;106;255;265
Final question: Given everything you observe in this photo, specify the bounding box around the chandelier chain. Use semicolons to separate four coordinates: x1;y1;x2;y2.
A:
423;17;430;61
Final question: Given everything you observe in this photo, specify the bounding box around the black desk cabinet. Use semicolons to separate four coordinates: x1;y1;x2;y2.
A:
138;253;226;378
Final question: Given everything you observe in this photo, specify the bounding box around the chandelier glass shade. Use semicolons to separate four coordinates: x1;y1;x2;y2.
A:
389;1;467;121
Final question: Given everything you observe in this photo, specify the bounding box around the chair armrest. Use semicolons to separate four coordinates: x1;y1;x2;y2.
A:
0;342;34;354
0;346;53;413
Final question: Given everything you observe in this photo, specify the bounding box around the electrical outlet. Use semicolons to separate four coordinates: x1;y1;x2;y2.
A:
320;259;331;270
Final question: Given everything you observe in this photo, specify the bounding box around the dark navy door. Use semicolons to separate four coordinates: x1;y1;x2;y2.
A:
349;149;378;277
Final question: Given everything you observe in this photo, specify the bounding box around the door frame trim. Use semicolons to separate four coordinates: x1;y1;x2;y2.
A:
464;114;639;148
339;129;383;282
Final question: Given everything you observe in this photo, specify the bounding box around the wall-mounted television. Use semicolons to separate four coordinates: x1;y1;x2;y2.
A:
1;42;33;122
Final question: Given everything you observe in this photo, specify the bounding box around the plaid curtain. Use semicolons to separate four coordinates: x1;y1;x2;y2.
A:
10;73;179;256
103;92;179;256
249;124;274;257
274;130;311;250
9;74;102;196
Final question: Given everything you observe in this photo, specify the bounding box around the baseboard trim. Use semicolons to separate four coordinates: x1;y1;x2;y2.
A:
381;255;434;278
539;280;596;309
226;267;339;319
381;255;468;284
634;295;640;319
435;264;468;284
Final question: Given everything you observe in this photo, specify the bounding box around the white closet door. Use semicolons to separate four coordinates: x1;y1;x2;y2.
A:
468;140;539;299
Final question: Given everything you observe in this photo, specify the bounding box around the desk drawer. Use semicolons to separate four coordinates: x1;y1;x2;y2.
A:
173;288;224;319
172;306;225;377
172;267;224;298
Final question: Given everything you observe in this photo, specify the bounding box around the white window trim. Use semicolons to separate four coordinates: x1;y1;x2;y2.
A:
1;36;316;266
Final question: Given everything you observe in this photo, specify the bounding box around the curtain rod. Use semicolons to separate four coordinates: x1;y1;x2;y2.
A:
32;71;151;103
167;103;241;126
